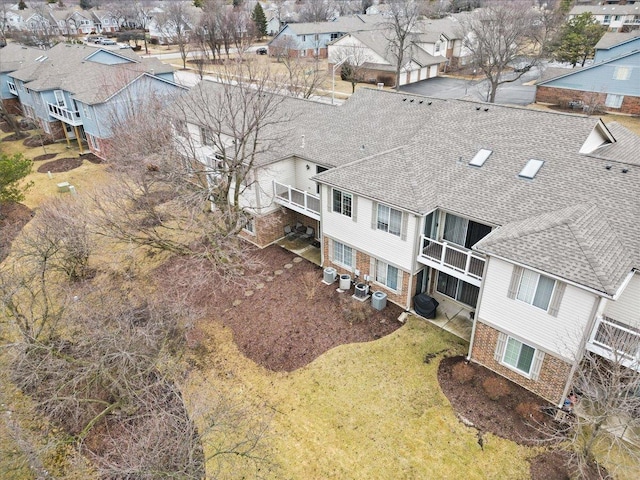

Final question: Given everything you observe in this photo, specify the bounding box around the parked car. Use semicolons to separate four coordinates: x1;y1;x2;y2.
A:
256;47;268;55
88;36;105;44
98;39;117;45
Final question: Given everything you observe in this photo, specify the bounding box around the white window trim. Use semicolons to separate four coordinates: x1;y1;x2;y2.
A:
605;93;624;109
332;189;352;218
373;259;401;293
243;216;255;235
502;336;535;377
495;333;543;380
332;240;354;269
377;204;402;237
516;269;556;312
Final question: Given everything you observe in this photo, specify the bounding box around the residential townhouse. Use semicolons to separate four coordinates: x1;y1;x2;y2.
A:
536;32;640;115
2;42;186;159
569;4;640;31
177;82;640;407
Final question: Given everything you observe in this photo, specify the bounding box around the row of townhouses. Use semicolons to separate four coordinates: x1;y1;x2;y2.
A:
176;79;640;407
570;3;640;32
0;42;186;158
2;31;639;411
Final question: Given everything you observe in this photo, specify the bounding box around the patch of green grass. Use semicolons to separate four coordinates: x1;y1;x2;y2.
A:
189;316;533;479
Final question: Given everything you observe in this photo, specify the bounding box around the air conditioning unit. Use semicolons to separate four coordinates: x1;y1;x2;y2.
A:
339;274;351;291
371;291;387;311
354;282;369;300
323;267;337;284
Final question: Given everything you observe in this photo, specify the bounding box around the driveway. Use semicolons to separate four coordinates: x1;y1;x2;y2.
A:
400;67;540;106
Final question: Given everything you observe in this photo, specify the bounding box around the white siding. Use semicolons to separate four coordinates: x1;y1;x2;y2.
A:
477;257;598;359
328;36;388;66
321;185;418;270
252;158;296;214
603;273;640;329
293;159;322;195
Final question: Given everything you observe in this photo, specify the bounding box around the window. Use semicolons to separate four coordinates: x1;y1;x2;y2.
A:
613;66;631;80
175;120;187;136
330;33;339;40
436;272;479;307
614;15;621;21
333;241;353;268
605;94;624;109
82;103;91;119
517;269;555;311
375;260;399;291
604;15;611;23
316;166;328;194
87;133;100;151
435;41;441;53
200;126;214;146
377;204;402;236
332;189;352;217
442;213;492;248
503;337;536;375
243;216;255;234
54;89;66;107
302;35;306;42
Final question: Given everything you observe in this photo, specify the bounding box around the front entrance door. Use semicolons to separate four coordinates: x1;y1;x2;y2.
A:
415;268;428;296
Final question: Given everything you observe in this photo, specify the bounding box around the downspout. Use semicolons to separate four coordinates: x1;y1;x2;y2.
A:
557;295;607;407
466;255;490;360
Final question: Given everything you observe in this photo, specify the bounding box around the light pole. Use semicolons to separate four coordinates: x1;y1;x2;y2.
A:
331;55;354;105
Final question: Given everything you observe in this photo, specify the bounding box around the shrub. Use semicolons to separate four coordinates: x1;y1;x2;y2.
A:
301;270;319;300
340;295;368;325
515;402;545;423
451;361;475;383
482;376;512;401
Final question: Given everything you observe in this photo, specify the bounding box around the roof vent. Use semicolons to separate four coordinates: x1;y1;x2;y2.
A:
403;98;407;101
419;100;424;104
410;99;414;103
469;149;492;167
622;168;629;173
605;165;612;170
428;101;432;105
476;106;481;111
519;159;544;179
484;107;489;112
301;134;305;148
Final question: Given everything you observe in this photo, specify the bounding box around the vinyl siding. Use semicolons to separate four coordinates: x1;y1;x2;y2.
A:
329;36;389;65
252;158;296;214
320;184;418;270
477;257;597;359
603;273;640;329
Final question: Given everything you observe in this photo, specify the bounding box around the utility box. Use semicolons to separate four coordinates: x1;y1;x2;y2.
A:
371;291;387;311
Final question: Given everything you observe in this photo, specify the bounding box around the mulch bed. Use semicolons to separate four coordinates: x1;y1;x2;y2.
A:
37;157;83;173
156;244;404;372
0;203;33;263
23;135;54;148
4;132;29;142
33;153;58;161
81;153;102;164
0;121;11;133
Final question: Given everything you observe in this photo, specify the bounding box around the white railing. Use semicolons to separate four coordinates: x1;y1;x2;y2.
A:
588;316;640;370
7;81;18;95
47;102;82;126
418;235;486;281
273;180;320;219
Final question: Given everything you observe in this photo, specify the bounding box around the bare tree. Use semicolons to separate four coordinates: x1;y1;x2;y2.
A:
156;1;194;67
331;40;374;93
277;49;328;98
384;0;422;91
458;1;543;103
298;0;334;23
197;0;227;63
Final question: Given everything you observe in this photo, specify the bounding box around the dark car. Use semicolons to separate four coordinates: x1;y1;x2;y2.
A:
514;64;532;73
256;47;268;55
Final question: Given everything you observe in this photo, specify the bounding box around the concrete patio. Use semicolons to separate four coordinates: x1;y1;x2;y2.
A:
412;292;473;342
275;235;321;266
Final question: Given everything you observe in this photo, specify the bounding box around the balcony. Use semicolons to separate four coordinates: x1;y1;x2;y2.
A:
47;102;82;126
587;315;640;370
273;180;320;220
417;236;485;287
7;81;18;95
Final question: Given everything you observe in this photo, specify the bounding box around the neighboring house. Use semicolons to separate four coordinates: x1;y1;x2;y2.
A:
2;43;186;159
176;83;640;407
49;8;95;36
569;4;640;32
147;4;201;45
535;33;640;115
0;43;46;114
269;15;383;58
328;29;445;86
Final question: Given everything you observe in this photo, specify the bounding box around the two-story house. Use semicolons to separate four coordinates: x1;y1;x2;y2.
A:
569;4;640;32
176;84;640;407
3;43;185;159
536;32;640;115
0;43;45;115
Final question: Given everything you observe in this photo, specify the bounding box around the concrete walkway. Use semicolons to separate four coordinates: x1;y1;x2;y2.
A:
412;292;473;342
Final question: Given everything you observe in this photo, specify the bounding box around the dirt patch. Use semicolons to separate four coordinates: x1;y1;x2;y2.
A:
33;153;58;161
530;450;571;480
0;121;11;133
0;202;33;263
37;157;83;173
156;245;404;372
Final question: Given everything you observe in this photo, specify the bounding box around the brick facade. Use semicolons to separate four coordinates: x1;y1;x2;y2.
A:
322;235;411;308
470;321;573;404
536;85;640;116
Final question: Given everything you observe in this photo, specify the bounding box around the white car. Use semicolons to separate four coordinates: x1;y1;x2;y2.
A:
97;39;117;45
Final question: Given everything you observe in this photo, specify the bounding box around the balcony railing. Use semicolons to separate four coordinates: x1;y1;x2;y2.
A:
7;81;18;95
418;235;485;285
587;315;640;370
273;180;320;220
47;102;82;126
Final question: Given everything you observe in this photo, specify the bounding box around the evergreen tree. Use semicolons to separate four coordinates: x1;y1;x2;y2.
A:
0;153;33;208
18;0;27;10
550;13;606;67
79;0;93;10
252;2;268;39
193;0;204;7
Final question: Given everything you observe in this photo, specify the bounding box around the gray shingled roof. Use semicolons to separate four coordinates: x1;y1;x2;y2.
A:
570;4;640;15
595;31;640;50
178;83;639;294
6;43;173;104
474;204;633;296
0;43;48;74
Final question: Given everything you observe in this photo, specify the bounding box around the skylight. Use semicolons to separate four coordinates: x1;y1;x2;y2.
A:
469;149;492;167
519;159;544;179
